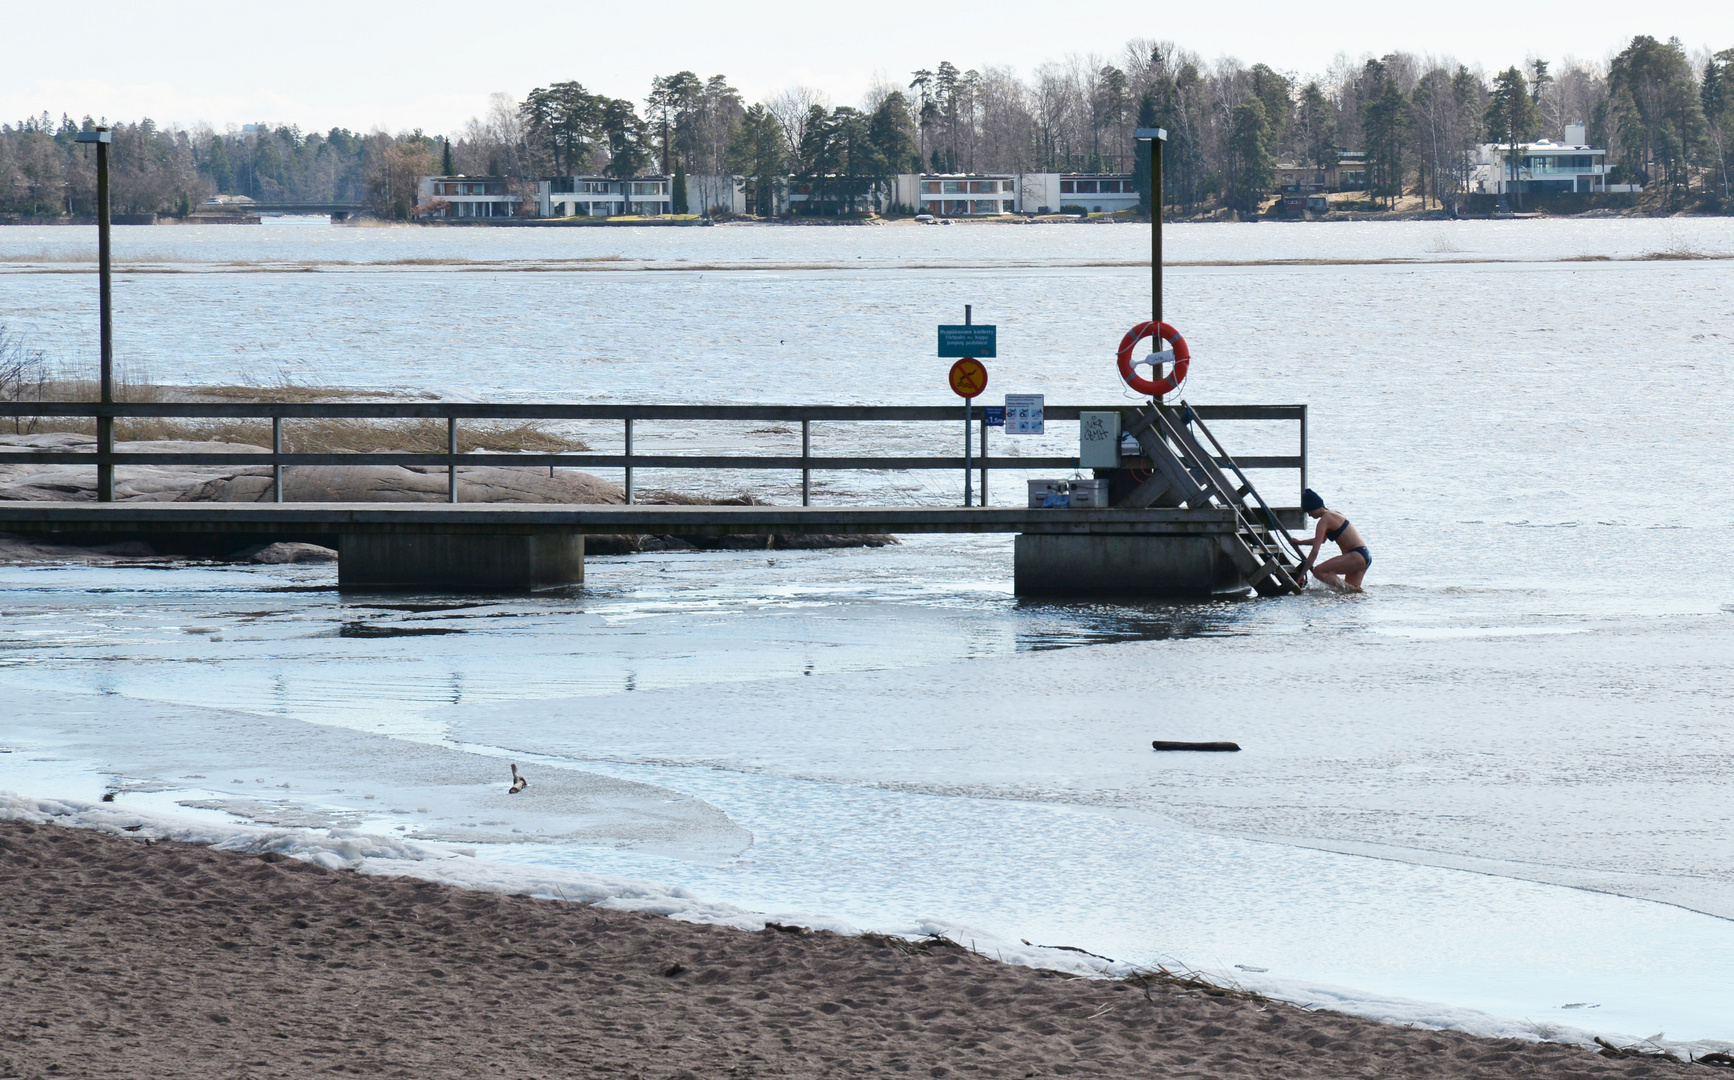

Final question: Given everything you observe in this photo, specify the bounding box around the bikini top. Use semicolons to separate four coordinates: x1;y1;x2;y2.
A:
1325;519;1351;543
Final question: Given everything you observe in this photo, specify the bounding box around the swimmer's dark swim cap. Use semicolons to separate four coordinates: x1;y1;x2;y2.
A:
1301;488;1325;512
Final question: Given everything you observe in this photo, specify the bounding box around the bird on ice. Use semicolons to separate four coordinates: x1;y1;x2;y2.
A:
508;763;528;795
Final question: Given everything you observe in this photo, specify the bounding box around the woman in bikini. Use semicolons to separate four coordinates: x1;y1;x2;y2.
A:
1292;488;1371;591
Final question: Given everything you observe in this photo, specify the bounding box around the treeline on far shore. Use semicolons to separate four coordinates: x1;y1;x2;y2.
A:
3;33;1732;224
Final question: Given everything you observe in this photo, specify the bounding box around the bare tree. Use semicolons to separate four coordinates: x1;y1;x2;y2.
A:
1030;62;1078;170
364;133;435;219
975;66;1035;171
1552;59;1609;140
455;93;533;176
767;86;830;165
860;73;902;116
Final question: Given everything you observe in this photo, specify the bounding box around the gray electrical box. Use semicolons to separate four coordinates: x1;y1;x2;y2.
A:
1078;411;1122;469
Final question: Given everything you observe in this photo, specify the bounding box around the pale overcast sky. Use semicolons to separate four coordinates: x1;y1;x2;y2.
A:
4;0;1729;134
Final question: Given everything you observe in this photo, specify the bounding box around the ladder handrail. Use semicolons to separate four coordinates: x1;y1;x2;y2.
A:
1142;405;1301;594
1181;402;1307;568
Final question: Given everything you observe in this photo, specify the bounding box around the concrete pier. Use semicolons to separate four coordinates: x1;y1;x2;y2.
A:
0;503;1298;595
338;533;585;589
1014;533;1246;596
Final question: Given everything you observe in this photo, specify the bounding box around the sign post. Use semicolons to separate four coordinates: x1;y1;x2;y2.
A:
943;305;992;506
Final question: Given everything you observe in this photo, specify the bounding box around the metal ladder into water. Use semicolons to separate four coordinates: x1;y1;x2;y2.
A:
1117;403;1308;596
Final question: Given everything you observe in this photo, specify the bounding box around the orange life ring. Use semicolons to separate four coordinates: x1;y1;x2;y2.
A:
1116;321;1190;398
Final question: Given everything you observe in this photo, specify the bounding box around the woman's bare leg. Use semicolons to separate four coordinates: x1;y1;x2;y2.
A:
1313;553;1368;591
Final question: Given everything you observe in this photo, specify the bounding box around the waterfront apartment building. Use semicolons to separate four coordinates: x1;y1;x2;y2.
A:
889;173;1140;216
435;171;1140;221
1042;175;1141;214
541;176;668;217
896;175;1019;216
536;175;750;217
417;177;523;218
1471;125;1610;194
780;175;1010;216
782;172;1142;217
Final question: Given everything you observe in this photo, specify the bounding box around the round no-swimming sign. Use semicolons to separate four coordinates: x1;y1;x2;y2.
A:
948;358;988;399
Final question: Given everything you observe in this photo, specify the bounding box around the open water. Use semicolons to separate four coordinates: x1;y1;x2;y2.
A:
3;217;1734;1045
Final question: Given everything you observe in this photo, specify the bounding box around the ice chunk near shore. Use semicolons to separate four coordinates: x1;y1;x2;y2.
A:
5;689;753;859
0;791;749;918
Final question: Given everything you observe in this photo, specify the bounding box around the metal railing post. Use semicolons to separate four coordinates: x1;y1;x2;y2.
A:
623;418;633;504
272;416;283;502
963;400;973;507
801;419;811;506
447;416;458;503
979;413;988;506
1299;404;1307;504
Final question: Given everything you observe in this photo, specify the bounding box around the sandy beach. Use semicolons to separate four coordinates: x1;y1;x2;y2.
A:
0;819;1687;1079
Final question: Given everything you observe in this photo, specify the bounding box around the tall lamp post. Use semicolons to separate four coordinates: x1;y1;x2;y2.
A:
1134;127;1167;332
74;127;114;501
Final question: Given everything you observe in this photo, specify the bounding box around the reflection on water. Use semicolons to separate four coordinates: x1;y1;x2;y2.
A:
1011;596;1253;650
0;538;1288;728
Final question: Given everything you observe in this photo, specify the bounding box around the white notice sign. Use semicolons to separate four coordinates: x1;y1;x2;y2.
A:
1004;394;1044;434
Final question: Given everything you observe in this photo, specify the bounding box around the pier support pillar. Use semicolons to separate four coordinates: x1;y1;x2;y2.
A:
1013;533;1244;597
338;532;584;590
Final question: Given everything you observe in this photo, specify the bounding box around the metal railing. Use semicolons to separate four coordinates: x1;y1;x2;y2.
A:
0;401;1304;506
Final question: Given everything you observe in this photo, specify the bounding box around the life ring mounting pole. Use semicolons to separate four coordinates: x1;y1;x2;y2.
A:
1136;127;1168;330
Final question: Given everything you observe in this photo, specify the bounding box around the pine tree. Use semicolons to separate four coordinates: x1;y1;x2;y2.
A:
1608;36;1709;205
1706;50;1734;201
1297;82;1338;185
727;105;784;217
1227;98;1273;216
1486;67;1541;208
1363;79;1410;208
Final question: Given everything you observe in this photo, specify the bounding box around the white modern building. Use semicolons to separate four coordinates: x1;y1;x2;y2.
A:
432;170;1141;220
417;176;523;219
888;173;1141;216
1471;124;1609;195
536;175;747;217
1028;174;1141;214
895;174;1019;215
539;176;668;217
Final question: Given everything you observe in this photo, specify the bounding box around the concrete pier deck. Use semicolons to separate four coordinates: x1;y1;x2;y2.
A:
0;502;1258;538
0;502;1296;592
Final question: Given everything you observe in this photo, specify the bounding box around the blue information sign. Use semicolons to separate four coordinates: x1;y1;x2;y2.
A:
937;324;997;358
983;406;1006;426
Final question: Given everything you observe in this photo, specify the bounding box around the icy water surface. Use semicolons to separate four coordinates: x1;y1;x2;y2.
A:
4;218;1734;1045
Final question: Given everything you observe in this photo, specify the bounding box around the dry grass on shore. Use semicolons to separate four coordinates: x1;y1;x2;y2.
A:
1;374;588;454
639;488;769;506
86;416;583;454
